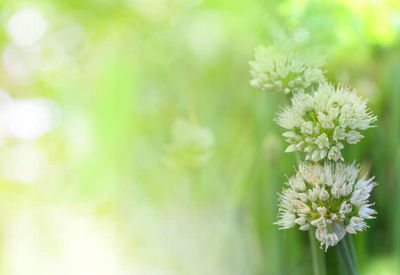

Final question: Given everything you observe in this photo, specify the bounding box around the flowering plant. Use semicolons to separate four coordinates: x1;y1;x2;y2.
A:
249;45;377;274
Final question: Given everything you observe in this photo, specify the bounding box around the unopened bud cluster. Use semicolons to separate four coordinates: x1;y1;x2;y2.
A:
249;46;325;94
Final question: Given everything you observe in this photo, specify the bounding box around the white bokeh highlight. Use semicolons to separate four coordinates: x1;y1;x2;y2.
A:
7;8;47;48
0;90;60;183
0;96;61;140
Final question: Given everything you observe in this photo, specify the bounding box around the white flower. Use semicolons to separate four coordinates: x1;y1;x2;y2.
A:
358;204;376;219
275;212;296;229
339;201;352;215
249;45;325;94
274;162;377;250
319;188;329;201
346;217;367;234
276;83;377;162
328;146;342;162
289;175;306;191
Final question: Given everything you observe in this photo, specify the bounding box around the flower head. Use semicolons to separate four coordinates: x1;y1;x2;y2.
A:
164;119;214;168
249;45;325;94
275;162;377;250
276;83;377;162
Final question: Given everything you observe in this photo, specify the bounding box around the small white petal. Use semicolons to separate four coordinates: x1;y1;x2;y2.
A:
285;144;297;153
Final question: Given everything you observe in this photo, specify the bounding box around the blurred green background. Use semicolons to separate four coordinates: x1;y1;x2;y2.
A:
0;0;399;274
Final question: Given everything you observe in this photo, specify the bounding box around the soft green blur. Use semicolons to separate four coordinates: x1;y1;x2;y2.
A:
0;0;399;274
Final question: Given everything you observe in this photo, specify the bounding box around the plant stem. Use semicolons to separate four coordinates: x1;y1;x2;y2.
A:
309;228;327;275
338;238;357;275
345;234;359;273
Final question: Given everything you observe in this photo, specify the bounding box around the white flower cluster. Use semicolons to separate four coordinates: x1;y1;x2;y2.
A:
275;162;376;250
249;46;325;94
164;119;214;168
276;83;377;162
249;44;378;251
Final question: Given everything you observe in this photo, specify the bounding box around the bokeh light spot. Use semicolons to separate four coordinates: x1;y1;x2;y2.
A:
7;8;47;48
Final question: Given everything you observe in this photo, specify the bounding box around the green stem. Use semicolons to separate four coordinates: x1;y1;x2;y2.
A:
309;228;327;275
338;238;357;275
345;234;359;273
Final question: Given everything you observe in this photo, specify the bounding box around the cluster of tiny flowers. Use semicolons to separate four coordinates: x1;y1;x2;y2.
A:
164;119;214;169
275;162;376;250
249;46;325;94
276;82;377;162
249;43;378;251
